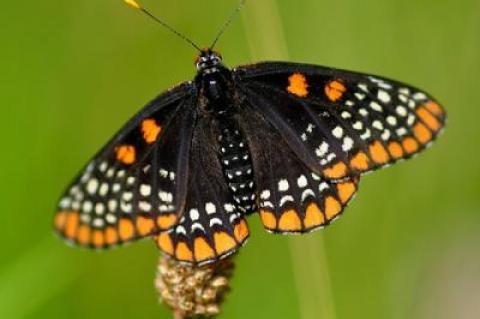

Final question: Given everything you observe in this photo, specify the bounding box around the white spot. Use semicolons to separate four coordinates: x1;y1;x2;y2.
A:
205;203;216;215
82;201;93;213
169;172;175;181
359;108;369;117
116;170;126;178
381;129;391;141
413;92;427;101
190;208;199;220
209;218;223;227
159;169;168;178
192;223;205;232
345;100;355;107
106;214;117;224
80;214;91;223
108;200;117;212
396;127;408;136
86;179;99;195
352;121;363;130
342;136;354;151
142;165;151;173
358;83;368;92
175;226;187;235
301;189;315;202
316;142;329;158
341;111;352;119
372;120;384;130
72;201;80;210
159;191;173;203
122;192;133;201
139;201;152;212
260;190;271;200
140;184;151;197
399;88;411;95
127;177;135;185
377;90;391;103
224;203;235;212
278;179;289;192
360;129;372;140
301;133;307;141
279;195;294;206
306;123;314;133
355;93;365;100
99;162;108;172
370;101;383;112
106;168;115;178
297;175;308;188
407;114;415;126
112;183;121;193
319;182;329;192
396;105;408;117
59;197;71;209
311;173;321;181
332;126;344;139
387;116;397;126
95;203;105;215
93;218;104;228
408;99;416;109
327;153;336;161
121;202;132;213
99;183;109;196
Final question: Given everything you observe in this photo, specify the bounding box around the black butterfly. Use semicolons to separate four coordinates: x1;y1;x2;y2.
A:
54;3;446;266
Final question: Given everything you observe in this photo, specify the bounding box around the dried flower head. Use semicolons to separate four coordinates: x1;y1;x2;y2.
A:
155;256;234;318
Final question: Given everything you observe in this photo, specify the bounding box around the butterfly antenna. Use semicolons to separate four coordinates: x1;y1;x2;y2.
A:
210;0;246;49
124;0;202;52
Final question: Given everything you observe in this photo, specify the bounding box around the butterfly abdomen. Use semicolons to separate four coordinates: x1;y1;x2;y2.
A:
217;118;256;215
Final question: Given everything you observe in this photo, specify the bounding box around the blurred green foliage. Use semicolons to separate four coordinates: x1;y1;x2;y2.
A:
1;0;479;318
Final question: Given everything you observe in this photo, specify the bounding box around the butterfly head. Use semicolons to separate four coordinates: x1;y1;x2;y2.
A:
196;49;223;73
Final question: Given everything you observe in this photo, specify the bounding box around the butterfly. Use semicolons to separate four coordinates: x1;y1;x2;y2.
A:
54;1;446;266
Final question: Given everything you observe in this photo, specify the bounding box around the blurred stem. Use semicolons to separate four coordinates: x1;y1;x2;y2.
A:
241;1;336;319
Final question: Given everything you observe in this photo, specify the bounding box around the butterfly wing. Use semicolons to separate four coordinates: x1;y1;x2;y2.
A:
155;114;249;265
237;101;358;233
234;62;446;180
54;82;197;248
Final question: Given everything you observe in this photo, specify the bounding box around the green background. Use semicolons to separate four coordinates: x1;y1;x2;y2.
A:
1;0;479;318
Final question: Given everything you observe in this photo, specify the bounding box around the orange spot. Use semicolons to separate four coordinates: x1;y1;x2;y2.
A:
64;212;79;238
416;106;441;131
213;232;236;255
54;211;67;231
194;237;215;262
157;214;177;230
325;196;342;220
141;118;162;144
278;209;302;231
369;140;390;164
119;218;135;241
325;80;347;102
337;181;356;204
350;152;369;170
92;230;105;248
156;233;174;255
77;225;91;245
234;219;249;242
175;242;193;261
287;73;309;97
105;227;118;245
115;145;136;165
388;141;404;159
136;216;155;236
402;137;419;154
260;210;277;229
413;122;433;144
304;203;325;228
323;161;348;179
425;101;444;117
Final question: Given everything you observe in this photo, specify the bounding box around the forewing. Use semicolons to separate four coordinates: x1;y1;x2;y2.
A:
155;115;249;265
234;62;446;180
54;82;197;248
238;101;359;233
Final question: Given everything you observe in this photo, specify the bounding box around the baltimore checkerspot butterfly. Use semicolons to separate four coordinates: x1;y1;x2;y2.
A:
54;0;446;266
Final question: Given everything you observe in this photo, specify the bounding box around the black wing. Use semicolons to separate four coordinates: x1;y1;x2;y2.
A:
155;114;249;265
54;82;197;248
236;100;358;233
233;62;446;180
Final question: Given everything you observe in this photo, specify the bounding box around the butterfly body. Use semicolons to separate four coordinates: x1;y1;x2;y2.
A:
54;48;446;265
